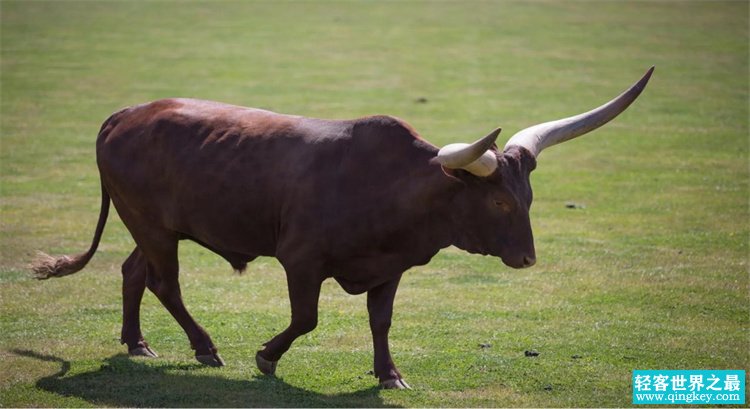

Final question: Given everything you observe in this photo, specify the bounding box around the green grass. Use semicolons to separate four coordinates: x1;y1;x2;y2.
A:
1;1;748;407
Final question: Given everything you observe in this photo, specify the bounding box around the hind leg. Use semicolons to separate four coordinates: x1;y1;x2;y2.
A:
121;247;157;357
138;232;225;366
119;221;225;366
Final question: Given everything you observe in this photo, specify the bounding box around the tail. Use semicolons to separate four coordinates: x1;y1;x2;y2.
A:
31;182;110;279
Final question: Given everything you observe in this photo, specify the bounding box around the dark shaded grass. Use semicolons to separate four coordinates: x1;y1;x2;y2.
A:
9;350;393;408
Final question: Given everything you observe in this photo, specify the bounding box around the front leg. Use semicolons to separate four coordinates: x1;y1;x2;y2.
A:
368;276;410;389
256;268;323;375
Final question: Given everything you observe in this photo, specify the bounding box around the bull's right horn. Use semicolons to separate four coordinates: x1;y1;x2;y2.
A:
504;66;654;158
435;127;502;177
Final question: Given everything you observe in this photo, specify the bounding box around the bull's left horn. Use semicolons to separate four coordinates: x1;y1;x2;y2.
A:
504;66;654;158
436;127;501;177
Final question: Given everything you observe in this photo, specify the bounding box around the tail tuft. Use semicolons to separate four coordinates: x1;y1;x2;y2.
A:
30;251;81;280
31;181;111;281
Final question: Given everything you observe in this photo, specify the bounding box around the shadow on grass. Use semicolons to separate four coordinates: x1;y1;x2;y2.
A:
13;349;400;408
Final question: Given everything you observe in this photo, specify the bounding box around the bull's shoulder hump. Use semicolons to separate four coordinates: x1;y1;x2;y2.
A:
355;115;415;133
352;115;437;150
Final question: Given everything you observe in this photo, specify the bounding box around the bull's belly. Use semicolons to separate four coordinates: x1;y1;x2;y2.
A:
172;218;278;260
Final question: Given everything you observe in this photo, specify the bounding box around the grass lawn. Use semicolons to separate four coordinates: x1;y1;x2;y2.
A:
1;1;748;407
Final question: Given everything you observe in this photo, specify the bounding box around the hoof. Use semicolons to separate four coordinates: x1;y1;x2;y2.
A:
129;345;158;358
381;378;411;390
255;351;278;375
196;351;225;367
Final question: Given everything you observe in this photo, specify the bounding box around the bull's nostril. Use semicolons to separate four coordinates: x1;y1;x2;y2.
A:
523;256;536;267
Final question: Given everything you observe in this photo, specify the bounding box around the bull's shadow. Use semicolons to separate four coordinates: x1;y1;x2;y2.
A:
13;349;399;408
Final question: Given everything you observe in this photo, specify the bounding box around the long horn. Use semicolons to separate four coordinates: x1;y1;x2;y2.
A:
504;66;654;157
435;127;502;177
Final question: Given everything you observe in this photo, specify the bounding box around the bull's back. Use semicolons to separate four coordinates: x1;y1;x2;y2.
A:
96;98;350;257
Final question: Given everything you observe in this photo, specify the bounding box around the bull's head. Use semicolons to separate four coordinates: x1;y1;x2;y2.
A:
435;67;654;268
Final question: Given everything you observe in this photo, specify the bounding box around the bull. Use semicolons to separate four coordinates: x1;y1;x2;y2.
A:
33;67;653;389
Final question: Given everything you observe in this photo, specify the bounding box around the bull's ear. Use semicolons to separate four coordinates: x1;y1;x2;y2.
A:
439;166;483;186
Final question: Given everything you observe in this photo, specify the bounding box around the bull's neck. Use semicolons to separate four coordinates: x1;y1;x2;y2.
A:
377;139;469;258
421;158;489;255
418;159;470;252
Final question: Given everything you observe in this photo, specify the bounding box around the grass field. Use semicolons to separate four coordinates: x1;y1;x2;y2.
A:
1;1;748;407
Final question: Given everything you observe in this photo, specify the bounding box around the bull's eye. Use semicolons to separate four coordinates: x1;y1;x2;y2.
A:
494;200;511;213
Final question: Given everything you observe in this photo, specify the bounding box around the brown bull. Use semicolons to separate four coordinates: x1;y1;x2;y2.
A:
33;67;652;389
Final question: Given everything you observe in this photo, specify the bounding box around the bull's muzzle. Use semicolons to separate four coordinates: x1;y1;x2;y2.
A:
500;252;536;269
522;255;536;268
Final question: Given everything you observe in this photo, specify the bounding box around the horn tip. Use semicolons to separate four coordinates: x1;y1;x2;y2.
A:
642;65;655;83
